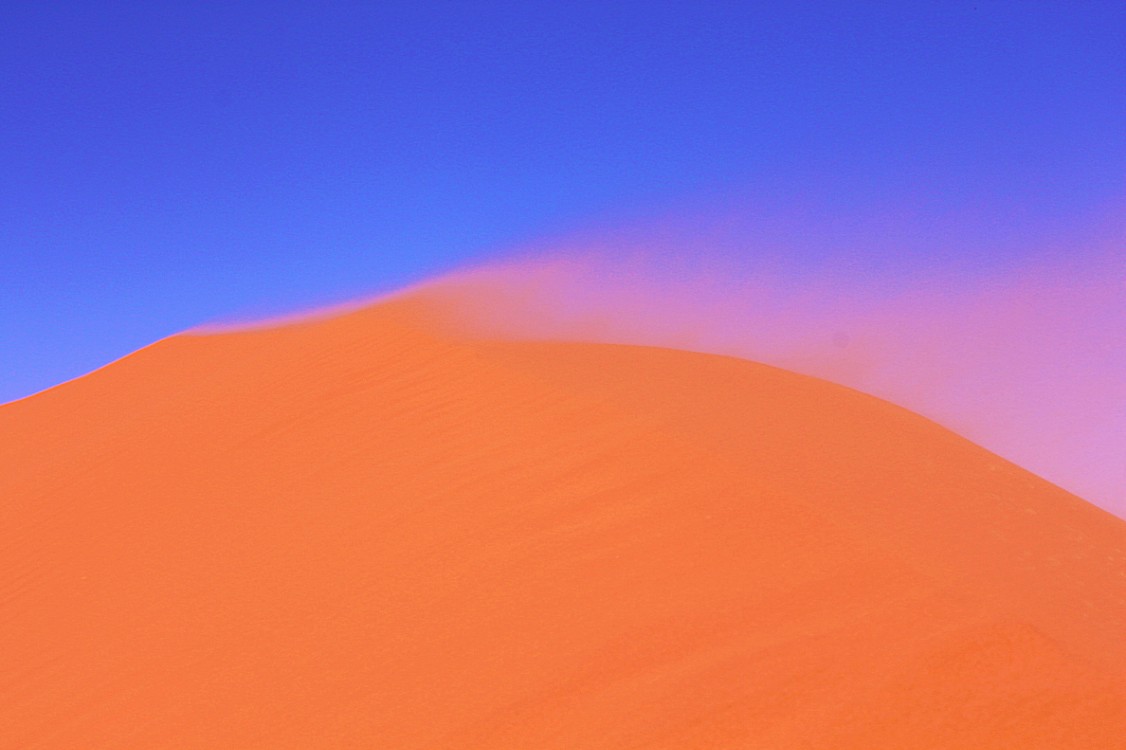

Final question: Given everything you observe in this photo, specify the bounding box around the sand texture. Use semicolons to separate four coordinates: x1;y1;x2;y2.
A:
2;292;1124;748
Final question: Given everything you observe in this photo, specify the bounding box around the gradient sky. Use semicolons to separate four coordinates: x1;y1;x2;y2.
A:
3;1;1124;405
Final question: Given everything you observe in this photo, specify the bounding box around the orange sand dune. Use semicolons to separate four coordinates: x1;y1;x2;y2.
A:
2;290;1124;748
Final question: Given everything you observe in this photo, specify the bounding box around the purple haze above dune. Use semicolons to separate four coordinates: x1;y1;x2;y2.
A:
424;199;1126;518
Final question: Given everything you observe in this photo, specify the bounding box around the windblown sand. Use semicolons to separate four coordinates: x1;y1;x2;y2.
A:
2;289;1124;748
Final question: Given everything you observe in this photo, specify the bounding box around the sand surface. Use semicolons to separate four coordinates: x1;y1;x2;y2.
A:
2;290;1125;748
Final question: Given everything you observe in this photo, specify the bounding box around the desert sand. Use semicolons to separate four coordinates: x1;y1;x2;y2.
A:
2;287;1124;748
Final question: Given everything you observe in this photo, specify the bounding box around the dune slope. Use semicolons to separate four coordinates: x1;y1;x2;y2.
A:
2;293;1124;748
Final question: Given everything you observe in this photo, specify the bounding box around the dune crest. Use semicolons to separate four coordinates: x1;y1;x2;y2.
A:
2;288;1124;748
403;242;1126;517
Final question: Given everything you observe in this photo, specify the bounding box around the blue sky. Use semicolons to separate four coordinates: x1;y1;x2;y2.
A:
2;1;1124;403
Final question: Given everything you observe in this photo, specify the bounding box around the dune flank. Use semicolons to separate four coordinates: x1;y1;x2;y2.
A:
2;289;1124;748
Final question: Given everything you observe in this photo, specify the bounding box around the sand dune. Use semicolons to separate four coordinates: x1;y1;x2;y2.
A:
2;289;1124;748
